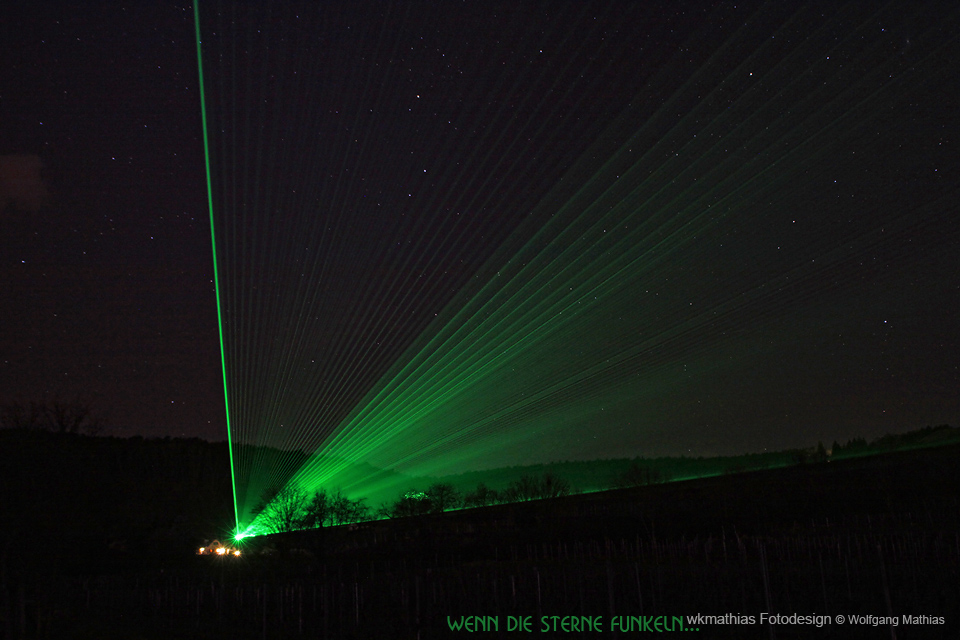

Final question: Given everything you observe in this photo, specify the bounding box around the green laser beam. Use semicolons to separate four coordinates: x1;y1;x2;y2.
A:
193;0;240;536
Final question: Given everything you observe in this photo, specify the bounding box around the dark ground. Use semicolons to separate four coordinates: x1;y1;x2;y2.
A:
2;431;957;638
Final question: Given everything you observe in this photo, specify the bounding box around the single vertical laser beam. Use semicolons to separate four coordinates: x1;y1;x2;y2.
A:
193;0;240;535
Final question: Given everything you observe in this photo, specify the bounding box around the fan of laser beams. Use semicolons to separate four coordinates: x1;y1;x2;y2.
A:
193;1;959;535
195;0;680;529
285;3;959;509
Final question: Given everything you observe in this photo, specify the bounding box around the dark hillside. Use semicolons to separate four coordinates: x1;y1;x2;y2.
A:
2;431;957;638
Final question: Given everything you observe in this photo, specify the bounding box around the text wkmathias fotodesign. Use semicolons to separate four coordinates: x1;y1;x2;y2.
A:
445;612;946;633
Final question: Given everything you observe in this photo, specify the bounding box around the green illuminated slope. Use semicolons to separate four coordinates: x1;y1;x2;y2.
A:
192;1;960;535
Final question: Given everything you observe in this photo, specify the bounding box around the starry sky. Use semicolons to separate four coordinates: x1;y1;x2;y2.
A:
2;2;219;436
1;0;958;461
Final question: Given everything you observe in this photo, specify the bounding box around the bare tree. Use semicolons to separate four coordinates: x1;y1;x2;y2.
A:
301;489;330;529
503;474;541;502
347;497;370;524
46;399;90;434
612;461;665;489
500;472;572;502
464;483;499;508
256;485;310;534
328;489;369;526
390;489;432;518
537;471;570;499
0;400;43;430
426;482;461;513
0;397;105;434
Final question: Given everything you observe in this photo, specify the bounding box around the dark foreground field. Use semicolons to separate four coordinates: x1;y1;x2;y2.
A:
6;442;957;639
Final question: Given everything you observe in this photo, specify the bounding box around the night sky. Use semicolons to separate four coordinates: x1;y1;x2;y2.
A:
2;0;958;473
2;2;217;438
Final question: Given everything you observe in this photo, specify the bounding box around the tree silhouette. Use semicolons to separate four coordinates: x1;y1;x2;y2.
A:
537;471;571;499
814;441;828;463
464;483;499;508
612;461;666;488
426;482;461;513
390;490;432;518
0;397;106;434
256;485;310;534
302;489;330;529
328;489;369;526
0;400;43;430
502;473;571;502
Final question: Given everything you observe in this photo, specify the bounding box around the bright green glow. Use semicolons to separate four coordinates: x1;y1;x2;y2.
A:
193;0;240;535
200;3;959;534
235;522;268;540
278;5;939;507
